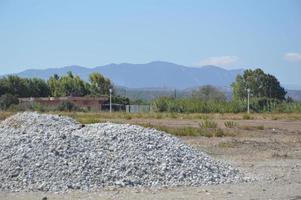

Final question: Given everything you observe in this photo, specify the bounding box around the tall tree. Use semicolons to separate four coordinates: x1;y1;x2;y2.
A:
48;72;89;97
48;74;62;97
0;75;50;98
89;72;113;96
232;68;286;101
24;78;51;97
2;75;28;97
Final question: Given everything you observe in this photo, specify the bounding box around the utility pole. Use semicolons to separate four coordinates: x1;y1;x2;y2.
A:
109;88;112;113
247;88;250;114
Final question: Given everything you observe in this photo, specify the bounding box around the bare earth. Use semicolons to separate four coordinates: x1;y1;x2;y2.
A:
1;118;301;200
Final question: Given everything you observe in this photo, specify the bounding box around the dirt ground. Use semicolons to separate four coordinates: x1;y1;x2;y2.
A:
1;117;301;200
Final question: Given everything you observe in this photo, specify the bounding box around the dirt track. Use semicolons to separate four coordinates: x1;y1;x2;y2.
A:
1;118;301;200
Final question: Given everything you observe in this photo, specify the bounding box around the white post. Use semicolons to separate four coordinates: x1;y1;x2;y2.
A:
247;88;250;114
109;88;112;113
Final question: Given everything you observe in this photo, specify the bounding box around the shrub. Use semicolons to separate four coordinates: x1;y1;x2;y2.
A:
32;103;46;112
224;121;238;128
0;94;19;110
152;97;247;113
124;114;132;120
242;114;253;120
214;128;225;137
199;119;217;129
155;113;162;119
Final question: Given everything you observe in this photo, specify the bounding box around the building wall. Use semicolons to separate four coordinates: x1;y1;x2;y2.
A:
19;97;108;111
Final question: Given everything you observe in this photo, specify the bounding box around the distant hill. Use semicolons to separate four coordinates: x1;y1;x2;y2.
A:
15;61;244;89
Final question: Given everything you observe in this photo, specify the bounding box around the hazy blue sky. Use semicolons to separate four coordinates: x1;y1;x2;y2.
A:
0;0;300;86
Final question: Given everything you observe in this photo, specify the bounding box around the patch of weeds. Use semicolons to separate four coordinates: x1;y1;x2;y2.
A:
271;115;279;120
173;127;200;136
271;152;288;159
169;112;178;119
135;113;143;119
218;141;237;148
138;123;235;137
199;119;217;129
242;114;254;120
155;113;162;119
0;112;14;121
214;128;225;137
256;125;264;130
288;115;301;121
198;128;214;137
199;128;234;137
224;121;238;128
198;114;209;120
78;118;106;124
183;113;194;120
124;114;132;120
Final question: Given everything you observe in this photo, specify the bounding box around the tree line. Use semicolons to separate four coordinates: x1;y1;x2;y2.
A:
0;71;113;98
0;72;114;110
1;68;300;112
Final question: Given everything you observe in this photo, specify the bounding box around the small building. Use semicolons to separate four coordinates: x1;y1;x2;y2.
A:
19;96;109;111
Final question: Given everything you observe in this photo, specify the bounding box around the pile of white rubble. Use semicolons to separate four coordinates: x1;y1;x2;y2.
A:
0;112;244;192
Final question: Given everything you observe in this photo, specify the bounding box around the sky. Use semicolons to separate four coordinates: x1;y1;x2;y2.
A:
0;0;300;87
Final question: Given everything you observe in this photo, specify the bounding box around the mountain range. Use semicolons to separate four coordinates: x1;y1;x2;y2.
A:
15;61;244;89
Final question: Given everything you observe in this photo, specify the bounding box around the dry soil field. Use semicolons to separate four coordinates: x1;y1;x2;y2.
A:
0;112;300;200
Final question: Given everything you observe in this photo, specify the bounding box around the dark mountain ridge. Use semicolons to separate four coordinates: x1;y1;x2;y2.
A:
15;61;244;89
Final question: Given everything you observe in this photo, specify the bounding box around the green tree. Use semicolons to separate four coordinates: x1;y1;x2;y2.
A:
25;78;51;97
2;75;28;97
0;78;8;96
89;72;113;96
0;76;50;98
47;74;62;97
232;68;286;101
112;95;130;105
47;72;89;97
192;85;226;102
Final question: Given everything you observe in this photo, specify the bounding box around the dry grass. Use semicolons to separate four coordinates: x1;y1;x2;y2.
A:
0;112;14;121
218;141;239;148
0;111;299;138
1;111;300;122
136;123;236;137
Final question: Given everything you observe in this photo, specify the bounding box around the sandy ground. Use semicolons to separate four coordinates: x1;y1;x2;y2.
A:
1;118;301;200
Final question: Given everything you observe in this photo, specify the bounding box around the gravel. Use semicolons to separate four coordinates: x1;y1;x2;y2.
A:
0;112;245;192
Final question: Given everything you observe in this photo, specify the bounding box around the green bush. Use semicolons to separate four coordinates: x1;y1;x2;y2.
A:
242;114;253;120
152;97;247;113
152;95;301;114
199;119;217;129
32;103;46;112
214;128;225;137
224;121;238;128
0;94;19;110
